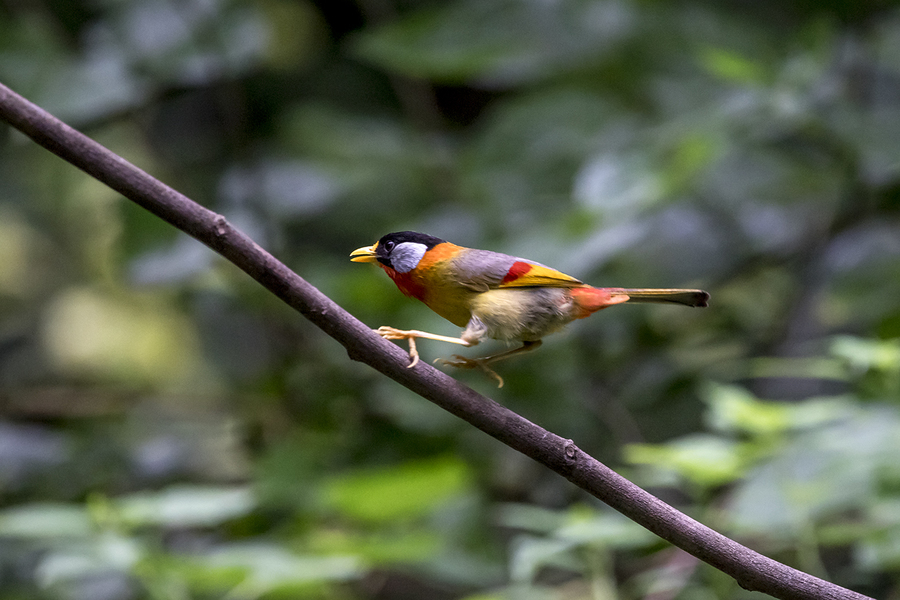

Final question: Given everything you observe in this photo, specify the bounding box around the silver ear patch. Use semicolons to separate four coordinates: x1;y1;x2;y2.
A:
391;242;427;273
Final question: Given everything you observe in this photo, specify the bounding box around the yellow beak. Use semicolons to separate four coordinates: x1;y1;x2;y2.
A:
350;243;379;263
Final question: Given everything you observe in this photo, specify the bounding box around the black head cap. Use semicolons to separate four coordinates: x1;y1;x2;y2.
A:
375;231;446;267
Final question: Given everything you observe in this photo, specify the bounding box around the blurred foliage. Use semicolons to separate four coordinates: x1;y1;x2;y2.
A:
2;0;900;598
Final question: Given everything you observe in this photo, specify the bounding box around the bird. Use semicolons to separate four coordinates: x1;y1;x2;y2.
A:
351;231;709;386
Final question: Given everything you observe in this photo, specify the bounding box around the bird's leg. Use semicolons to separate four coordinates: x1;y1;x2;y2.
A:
436;340;543;388
374;326;474;368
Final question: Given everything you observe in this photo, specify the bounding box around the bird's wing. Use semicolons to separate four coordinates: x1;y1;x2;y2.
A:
497;261;584;288
449;249;583;291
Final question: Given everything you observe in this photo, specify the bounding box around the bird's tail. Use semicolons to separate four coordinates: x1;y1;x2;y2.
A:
570;286;709;319
618;288;709;307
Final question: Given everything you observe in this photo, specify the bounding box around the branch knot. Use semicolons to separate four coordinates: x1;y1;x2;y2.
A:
213;214;229;236
564;438;578;462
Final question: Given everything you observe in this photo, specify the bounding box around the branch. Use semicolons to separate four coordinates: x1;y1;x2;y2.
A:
0;81;872;600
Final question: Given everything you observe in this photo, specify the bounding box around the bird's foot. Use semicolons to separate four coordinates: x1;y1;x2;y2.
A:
374;326;421;368
375;326;414;340
374;326;474;369
434;355;504;388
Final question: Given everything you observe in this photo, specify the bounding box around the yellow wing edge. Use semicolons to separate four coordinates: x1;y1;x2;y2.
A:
497;261;584;289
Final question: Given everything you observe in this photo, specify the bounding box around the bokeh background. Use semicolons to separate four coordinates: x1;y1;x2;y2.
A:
2;0;900;598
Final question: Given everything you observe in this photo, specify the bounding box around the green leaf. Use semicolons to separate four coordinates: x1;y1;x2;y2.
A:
35;533;142;586
509;535;578;584
625;434;747;489
831;336;900;375
117;485;256;528
194;544;361;597
0;503;92;539
699;47;767;84
705;384;791;435
308;527;441;565
730;407;900;536
321;456;471;523
351;0;636;85
704;384;852;436
555;506;656;549
493;503;568;535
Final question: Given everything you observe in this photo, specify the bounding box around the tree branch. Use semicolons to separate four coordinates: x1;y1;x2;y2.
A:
0;81;872;600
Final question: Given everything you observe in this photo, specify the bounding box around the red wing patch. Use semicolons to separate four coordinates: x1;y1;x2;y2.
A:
501;261;533;285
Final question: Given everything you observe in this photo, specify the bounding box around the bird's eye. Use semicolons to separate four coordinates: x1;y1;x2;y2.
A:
384;241;395;252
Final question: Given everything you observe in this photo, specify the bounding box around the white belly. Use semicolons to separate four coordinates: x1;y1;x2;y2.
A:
468;288;577;342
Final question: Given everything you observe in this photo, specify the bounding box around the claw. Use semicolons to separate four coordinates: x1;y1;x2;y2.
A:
374;326;420;368
434;355;504;388
406;337;419;369
375;326;410;341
